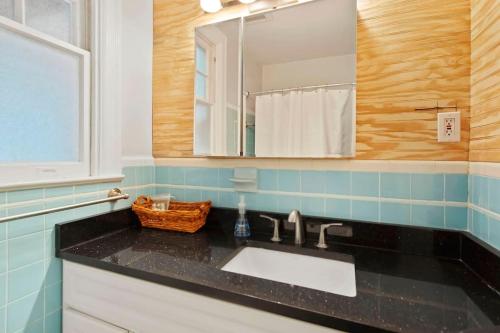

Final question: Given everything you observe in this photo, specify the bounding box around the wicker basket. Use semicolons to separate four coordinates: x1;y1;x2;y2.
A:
132;196;211;233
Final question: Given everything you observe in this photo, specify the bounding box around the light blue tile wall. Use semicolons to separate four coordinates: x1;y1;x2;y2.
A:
1;164;497;333
469;174;500;250
155;166;469;230
380;202;411;225
0;166;153;333
155;166;495;251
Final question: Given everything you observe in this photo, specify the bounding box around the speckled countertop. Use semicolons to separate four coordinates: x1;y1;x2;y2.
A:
57;209;500;333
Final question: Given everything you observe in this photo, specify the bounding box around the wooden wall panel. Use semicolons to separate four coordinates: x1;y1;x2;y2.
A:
470;0;500;162
356;0;470;160
153;0;471;160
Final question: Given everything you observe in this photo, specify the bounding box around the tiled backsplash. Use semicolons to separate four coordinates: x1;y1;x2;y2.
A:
0;166;154;333
469;174;500;249
156;167;469;231
0;163;498;333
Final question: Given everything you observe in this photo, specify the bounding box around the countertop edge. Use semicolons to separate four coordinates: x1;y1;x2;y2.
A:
58;252;391;333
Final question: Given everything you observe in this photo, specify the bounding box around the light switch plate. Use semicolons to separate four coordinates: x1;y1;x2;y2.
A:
437;112;461;142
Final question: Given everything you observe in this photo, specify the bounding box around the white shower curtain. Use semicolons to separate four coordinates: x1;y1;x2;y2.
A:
255;88;355;158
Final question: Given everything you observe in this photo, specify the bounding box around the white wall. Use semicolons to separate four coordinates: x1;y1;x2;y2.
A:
121;0;153;164
244;53;263;94
261;54;355;91
244;53;263;115
217;20;240;107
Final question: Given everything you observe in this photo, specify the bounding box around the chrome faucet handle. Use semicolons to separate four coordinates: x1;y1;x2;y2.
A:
260;215;282;242
315;223;343;249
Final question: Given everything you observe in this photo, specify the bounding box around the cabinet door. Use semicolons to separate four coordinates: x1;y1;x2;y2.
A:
64;308;129;333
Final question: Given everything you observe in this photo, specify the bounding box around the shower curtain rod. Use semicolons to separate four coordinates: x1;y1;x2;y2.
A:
245;82;356;97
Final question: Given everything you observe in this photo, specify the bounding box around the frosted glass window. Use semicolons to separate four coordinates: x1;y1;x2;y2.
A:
0;0;14;20
195;41;210;100
0;26;81;162
194;103;211;155
195;72;207;99
196;45;207;74
25;0;72;43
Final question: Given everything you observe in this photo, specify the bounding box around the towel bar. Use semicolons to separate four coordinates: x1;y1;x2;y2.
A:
0;188;129;224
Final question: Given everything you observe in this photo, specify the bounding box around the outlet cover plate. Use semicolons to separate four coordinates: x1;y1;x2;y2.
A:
438;112;461;142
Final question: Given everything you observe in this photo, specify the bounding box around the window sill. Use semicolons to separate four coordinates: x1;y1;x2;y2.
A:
0;175;125;192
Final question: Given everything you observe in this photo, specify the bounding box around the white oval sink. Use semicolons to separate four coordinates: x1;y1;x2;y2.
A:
221;247;356;297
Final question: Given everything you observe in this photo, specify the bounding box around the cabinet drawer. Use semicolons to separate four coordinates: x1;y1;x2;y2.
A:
64;308;129;333
63;261;342;333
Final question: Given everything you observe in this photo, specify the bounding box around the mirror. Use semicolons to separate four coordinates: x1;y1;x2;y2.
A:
194;0;357;158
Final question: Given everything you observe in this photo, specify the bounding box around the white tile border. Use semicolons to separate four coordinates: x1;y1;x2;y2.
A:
155;158;469;174
469;162;500;179
469;203;500;221
0;184;153;211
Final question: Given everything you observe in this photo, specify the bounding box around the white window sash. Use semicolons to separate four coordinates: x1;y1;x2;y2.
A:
0;0;124;189
0;16;91;185
11;0;86;48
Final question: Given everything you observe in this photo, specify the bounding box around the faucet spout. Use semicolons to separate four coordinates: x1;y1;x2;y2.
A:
287;210;305;245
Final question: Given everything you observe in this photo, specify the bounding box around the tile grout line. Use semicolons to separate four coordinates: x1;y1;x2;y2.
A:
488;177;492;241
469;204;500;222
42;213;46;333
349;171;353;219
410;174;413;226
378;172;381;222
444;175;447;228
5;219;8;333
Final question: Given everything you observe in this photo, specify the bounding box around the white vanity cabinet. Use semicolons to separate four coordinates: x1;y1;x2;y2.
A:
64;308;129;333
63;261;343;333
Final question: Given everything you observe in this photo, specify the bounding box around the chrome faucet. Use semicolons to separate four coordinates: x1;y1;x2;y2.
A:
315;223;343;249
260;215;282;242
287;210;305;245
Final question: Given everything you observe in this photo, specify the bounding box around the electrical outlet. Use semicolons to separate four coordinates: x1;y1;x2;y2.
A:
437;112;461;142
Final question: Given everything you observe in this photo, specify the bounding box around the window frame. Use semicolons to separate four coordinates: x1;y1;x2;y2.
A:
0;15;91;184
0;0;124;189
7;0;87;47
194;34;215;156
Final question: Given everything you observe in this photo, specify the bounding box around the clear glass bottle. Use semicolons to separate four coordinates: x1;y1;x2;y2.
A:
234;195;250;238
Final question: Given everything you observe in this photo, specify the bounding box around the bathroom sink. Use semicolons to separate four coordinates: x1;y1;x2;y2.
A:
221;247;356;297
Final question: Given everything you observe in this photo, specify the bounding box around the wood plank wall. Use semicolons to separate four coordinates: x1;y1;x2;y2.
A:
470;0;500;162
153;0;471;160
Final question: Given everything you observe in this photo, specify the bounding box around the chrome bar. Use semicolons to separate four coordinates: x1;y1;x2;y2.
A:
245;82;356;97
0;188;130;224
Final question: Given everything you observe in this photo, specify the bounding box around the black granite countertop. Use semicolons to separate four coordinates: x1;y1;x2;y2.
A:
56;209;500;333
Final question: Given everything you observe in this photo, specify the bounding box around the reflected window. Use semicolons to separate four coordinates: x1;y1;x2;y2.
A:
194;36;214;155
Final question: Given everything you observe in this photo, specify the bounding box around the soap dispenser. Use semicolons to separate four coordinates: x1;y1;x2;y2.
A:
234;195;250;238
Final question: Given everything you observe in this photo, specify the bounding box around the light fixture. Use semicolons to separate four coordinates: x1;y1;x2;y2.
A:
248;0;297;13
200;0;223;13
200;0;258;13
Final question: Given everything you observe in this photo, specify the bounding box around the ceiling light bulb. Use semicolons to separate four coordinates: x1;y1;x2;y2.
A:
239;0;257;3
200;0;223;13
